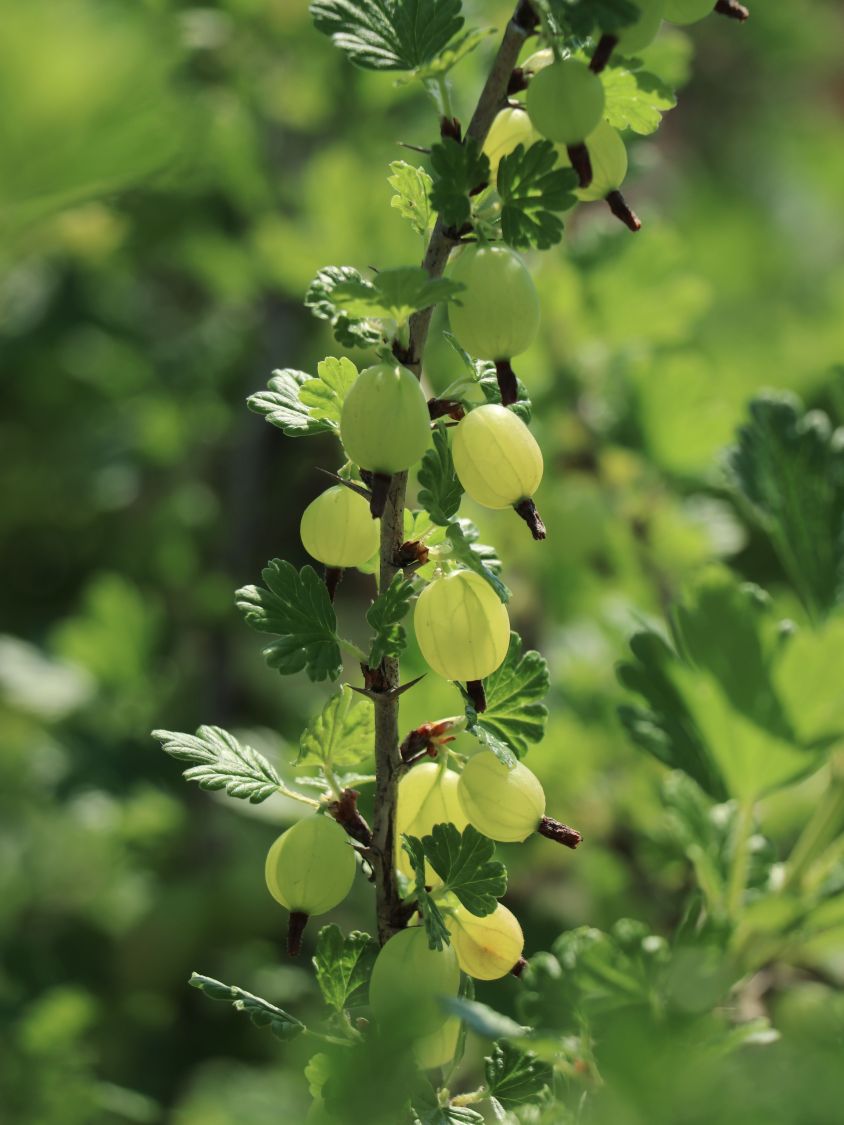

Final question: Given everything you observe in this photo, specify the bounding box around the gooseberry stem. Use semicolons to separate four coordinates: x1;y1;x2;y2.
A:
287;910;308;956
495;358;519;406
567;142;594;189
715;0;750;20
590;33;618;74
606;190;642;232
514;498;547;540
324;565;343;602
537;815;583;849
369;2;535;945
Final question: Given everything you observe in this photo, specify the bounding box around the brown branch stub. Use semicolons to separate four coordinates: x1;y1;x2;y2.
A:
590;33;618;74
441;116;462;141
369;472;392;518
466;679;487;713
495;359;519;406
287;911;308;956
606;190;641;232
537;816;583;850
400;716;463;763
327;788;373;848
396;539;430;568
428;397;466;422
714;0;750;20
567;142;593;189
514;498;547;540
324;566;343;602
507;66;529;95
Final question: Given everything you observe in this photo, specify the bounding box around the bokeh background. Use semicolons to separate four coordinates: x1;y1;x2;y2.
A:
2;0;844;1121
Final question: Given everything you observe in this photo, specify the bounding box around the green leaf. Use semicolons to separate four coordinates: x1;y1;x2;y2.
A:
388;161;434;238
617;569;824;801
298;684;375;768
418;424;463;526
497;141;578;251
367;573;415;666
330;266;464;326
774;615;844;744
310;0;463;72
442;996;529;1040
189;973;305;1041
305;266;384;348
411;1085;485;1125
300;356;358;429
312;925;379;1012
402;834;450;950
247;369;332;438
601;66;677;136
725;392;844;619
463;633;549;765
421;823;506;916
429;137;490;229
409;26;496;81
152;726;281;803
484;1042;553;1109
443;332;532;423
548;0;639;37
446;523;510;603
236;560;342;682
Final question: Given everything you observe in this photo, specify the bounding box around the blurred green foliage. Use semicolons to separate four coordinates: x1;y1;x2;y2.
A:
2;0;844;1120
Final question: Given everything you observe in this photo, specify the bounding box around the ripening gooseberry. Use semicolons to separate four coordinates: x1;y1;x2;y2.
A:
265;816;356;914
369;926;461;1039
414;1015;461;1069
526;59;605;147
664;0;714;24
447;902;525;980
339;362;431;475
396;762;469;879
414;570;510;683
452;404;543;510
483;107;539;181
615;0;665;54
457;752;546;843
448;244;540;362
300;485;378;568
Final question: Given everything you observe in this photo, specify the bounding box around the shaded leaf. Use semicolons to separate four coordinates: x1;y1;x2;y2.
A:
446;522;510;603
421;823;507;916
430;137;490;229
410;26;496;81
367;573;415;666
442;996;529;1040
247;369;331;438
411;1084;485;1124
419;424;464;526
152;725;281;803
497;141;578;250
313;925;379;1011
189;973;305;1041
236;560;342;682
463;632;549;764
484;1042;553;1109
402;834;450;950
305;265;383;348
330;266;463;326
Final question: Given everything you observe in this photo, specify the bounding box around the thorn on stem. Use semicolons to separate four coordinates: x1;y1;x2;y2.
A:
537;816;583;850
606;190;641;232
714;0;750;20
495;359;518;406
567;142;593;189
316;467;373;502
590;33;618;74
324;566;343;602
466;679;487;713
514;498;547;540
287;911;308;956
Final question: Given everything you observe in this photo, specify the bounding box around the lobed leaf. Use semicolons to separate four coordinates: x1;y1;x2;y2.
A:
462;632;550;764
601;66;677;136
152;725;281;803
497;141;578;251
310;0;463;72
367;572;415;666
313;925;379;1012
418;424;463;526
305;265;383;348
548;0;639;37
298;684;374;769
330;266;463;326
420;823;507;916
446;522;510;603
402;834;450;950
484;1042;553;1110
388;161;434;238
189;973;305;1041
236;560;342;682
429;137;490;229
247;369;331;438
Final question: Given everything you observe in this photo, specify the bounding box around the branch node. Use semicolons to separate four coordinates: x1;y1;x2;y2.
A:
428;397;466;421
327;788;373;847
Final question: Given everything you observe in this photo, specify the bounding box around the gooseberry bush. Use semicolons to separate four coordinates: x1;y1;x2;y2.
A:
146;2;844;1121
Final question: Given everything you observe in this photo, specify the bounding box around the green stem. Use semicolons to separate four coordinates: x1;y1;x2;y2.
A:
725;798;755;921
277;784;321;809
436;75;454;121
784;770;844;892
339;636;368;663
